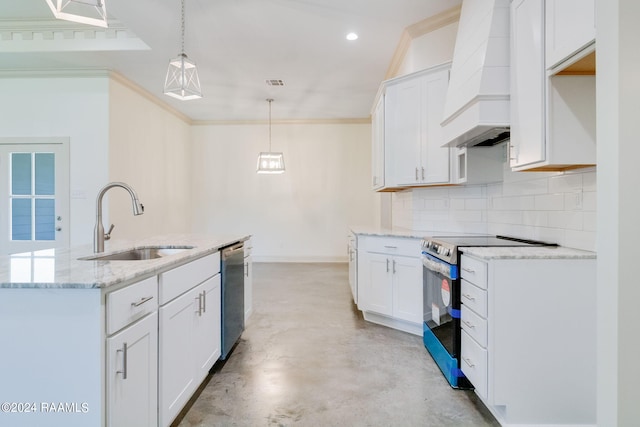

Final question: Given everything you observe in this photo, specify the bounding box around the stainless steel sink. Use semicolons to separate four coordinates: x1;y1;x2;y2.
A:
79;245;195;261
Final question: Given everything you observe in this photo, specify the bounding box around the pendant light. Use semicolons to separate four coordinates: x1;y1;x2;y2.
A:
45;0;108;28
257;99;285;174
164;0;202;100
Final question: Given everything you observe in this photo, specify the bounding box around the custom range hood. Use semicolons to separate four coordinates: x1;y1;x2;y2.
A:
441;0;510;147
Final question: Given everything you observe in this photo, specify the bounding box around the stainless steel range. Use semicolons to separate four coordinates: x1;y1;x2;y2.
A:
420;235;556;389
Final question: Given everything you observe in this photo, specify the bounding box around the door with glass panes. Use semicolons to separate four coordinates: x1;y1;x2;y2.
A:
0;139;69;255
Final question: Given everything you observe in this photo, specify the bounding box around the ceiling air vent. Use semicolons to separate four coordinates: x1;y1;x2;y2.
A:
265;79;285;86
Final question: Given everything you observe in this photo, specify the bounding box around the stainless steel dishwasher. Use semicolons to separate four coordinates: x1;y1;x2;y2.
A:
220;242;245;359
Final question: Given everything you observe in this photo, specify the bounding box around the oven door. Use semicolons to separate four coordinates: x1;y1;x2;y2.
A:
422;253;470;389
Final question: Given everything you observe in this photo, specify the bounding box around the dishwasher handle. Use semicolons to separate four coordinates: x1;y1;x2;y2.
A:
222;242;244;260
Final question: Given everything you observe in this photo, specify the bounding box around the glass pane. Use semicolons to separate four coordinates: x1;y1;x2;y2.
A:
35;199;55;241
11;153;32;195
11;199;32;241
35;153;55;196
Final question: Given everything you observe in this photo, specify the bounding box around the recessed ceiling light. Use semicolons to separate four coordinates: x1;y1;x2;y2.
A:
346;32;358;41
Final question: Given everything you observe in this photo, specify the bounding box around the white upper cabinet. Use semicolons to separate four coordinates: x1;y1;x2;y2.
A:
510;0;546;169
545;0;595;71
382;63;451;189
509;0;596;171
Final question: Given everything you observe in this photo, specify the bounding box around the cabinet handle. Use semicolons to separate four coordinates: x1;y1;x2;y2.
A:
421;167;425;181
462;293;476;302
462;320;476;329
383;245;397;249
392;259;396;274
202;290;206;314
462;267;475;274
131;296;154;307
415;167;419;181
386;258;390;273
509;144;517;161
195;294;203;316
463;357;475;368
245;262;249;277
116;342;128;380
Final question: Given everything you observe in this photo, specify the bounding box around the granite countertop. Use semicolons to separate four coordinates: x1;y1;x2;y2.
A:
460;246;597;260
0;233;250;290
349;226;430;239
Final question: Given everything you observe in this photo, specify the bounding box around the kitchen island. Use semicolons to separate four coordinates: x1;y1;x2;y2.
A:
0;233;249;427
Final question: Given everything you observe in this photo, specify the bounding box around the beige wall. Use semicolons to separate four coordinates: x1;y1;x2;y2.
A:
107;77;192;241
190;122;375;262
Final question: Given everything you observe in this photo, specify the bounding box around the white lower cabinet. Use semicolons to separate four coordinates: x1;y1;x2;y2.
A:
159;274;221;427
107;312;158;427
357;235;423;335
459;253;596;426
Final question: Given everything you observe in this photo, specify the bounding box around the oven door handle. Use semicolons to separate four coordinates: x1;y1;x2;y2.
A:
421;254;455;279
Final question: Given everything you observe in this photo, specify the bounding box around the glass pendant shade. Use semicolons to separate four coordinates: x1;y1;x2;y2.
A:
257;99;285;174
256;152;285;174
164;53;202;100
45;0;108;28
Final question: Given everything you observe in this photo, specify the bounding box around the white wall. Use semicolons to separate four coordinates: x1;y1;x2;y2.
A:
191;122;375;262
107;77;192;241
0;75;109;247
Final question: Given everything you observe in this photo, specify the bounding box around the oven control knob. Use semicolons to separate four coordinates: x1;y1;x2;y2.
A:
444;248;450;256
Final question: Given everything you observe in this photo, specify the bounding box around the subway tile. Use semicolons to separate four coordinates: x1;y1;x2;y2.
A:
582;171;597;191
548;211;583;230
502;178;549;196
583;212;597;232
583;191;597;211
523;211;549;227
549;173;583;193
449;185;485;198
487;210;524;225
564;230;596;252
423;199;450;210
465;198;488;210
534;194;565;211
492;195;535;211
451;210;483;222
415;187;450;199
450;198;466;211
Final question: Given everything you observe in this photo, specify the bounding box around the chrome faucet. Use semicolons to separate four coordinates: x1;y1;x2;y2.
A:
94;182;144;253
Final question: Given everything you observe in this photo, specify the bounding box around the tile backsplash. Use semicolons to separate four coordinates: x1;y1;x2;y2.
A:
392;164;596;251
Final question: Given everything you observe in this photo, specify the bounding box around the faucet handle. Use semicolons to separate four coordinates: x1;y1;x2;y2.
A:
105;224;115;241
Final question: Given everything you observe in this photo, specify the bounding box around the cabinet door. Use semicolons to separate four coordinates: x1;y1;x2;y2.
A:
510;0;546;168
372;94;386;190
159;288;197;427
362;252;393;316
386;78;422;186
421;69;450;184
107;312;158;427
194;275;222;383
545;0;595;69
391;256;423;324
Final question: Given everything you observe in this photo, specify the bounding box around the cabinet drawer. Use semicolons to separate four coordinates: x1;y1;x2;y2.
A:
160;253;220;305
460;255;487;289
363;236;421;257
107;276;158;335
461;279;487;318
461;330;488;400
461;305;488;348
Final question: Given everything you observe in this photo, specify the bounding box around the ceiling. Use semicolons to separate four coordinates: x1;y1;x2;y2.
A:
0;0;461;122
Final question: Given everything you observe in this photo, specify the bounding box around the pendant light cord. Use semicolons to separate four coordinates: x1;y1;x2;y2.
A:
268;98;273;152
180;0;185;55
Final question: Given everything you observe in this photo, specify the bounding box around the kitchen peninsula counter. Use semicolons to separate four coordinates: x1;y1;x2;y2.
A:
0;233;250;290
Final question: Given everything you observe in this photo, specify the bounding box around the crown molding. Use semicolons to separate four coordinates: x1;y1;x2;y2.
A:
0;19;148;52
384;5;461;79
108;71;193;125
192;118;371;126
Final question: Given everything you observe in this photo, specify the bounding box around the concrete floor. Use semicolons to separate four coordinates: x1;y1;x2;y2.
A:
177;263;499;427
